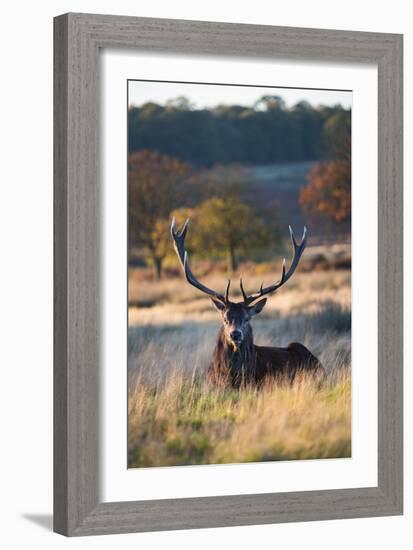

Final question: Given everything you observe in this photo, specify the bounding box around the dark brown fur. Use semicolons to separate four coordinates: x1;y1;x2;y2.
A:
207;324;324;388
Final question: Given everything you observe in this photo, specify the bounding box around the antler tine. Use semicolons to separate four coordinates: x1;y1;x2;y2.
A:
239;277;248;303
170;217;190;269
225;280;231;303
243;226;308;306
171;218;226;303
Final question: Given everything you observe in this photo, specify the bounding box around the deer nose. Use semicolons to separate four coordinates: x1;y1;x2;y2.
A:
230;330;243;342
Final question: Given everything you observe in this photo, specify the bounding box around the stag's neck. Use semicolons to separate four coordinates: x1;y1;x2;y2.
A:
214;326;255;373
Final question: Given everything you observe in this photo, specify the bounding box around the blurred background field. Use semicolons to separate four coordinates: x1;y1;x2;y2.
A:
127;83;351;468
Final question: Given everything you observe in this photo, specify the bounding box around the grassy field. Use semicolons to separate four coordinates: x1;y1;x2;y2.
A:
128;258;351;468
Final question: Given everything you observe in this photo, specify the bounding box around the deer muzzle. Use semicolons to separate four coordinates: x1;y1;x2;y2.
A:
230;329;243;344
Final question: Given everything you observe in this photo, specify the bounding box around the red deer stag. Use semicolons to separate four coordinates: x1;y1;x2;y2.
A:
171;219;324;388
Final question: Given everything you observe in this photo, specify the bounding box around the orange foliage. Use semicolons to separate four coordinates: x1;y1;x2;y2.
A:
300;160;351;223
128;150;191;278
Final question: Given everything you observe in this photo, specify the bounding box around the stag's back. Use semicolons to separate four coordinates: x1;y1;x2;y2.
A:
254;342;324;383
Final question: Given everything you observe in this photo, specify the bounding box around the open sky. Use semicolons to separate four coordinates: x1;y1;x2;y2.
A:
128;80;352;109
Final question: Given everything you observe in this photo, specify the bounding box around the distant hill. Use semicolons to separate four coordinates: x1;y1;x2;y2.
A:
243;162;313;231
237;162;350;243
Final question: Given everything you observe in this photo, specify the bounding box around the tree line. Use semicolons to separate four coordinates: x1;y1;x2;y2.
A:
128;97;351;279
128;95;349;166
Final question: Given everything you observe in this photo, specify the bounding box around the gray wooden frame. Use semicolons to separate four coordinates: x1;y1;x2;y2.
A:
54;13;403;536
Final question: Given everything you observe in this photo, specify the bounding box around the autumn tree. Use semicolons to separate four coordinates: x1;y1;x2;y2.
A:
300;109;351;225
300;160;350;223
128;150;191;279
192;195;270;274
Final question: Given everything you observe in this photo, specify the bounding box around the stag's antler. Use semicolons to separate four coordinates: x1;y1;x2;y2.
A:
241;226;308;306
171;218;229;304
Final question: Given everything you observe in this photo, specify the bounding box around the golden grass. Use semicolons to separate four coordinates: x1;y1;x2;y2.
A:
127;266;351;468
128;367;351;467
128;268;350;326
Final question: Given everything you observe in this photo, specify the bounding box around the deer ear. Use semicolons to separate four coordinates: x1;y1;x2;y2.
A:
209;297;226;311
249;298;267;316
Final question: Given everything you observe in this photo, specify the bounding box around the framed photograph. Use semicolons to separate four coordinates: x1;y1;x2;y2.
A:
53;13;403;536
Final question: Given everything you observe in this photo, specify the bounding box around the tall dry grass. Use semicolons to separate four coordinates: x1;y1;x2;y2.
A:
127;267;351;468
128;366;350;467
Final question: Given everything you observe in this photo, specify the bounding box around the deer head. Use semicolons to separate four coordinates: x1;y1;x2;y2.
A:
170;218;307;349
